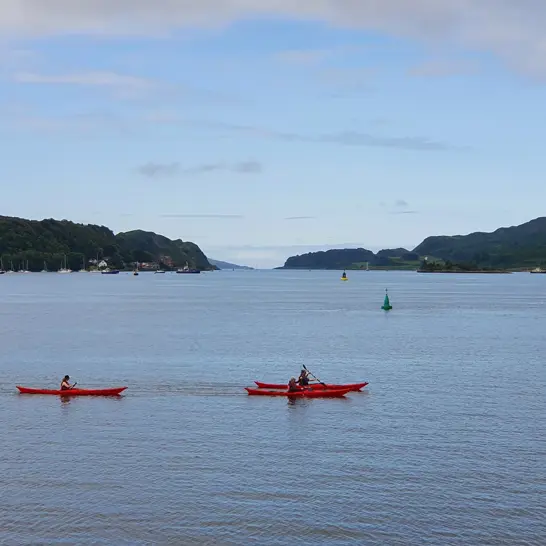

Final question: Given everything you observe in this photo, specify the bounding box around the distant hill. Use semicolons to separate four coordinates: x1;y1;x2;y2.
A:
279;247;416;270
279;216;546;270
0;215;212;271
413;217;546;268
208;259;254;270
116;230;210;270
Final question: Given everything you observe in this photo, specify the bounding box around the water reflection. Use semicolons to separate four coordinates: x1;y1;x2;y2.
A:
286;397;351;408
57;395;126;410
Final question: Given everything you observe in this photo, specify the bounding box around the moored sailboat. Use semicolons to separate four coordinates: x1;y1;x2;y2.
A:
58;254;72;273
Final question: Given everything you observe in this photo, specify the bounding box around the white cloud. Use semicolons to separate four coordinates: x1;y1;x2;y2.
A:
13;71;155;89
408;59;480;77
11;70;158;100
274;48;334;65
1;1;546;76
0;47;36;68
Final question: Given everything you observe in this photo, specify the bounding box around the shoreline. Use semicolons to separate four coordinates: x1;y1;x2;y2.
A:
273;267;516;275
416;269;512;274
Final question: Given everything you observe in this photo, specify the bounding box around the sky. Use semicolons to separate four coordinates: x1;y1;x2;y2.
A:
1;1;546;268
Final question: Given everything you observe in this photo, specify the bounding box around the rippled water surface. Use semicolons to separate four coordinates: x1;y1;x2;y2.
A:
1;270;545;545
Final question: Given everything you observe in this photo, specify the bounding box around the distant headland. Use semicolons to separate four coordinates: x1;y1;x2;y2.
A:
0;214;245;272
208;259;254;270
277;216;546;272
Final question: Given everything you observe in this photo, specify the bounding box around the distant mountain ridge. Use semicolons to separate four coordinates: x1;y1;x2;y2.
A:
279;216;546;270
0;215;211;271
208;259;253;270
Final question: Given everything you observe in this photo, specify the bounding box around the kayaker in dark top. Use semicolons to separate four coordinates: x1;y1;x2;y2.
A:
288;378;299;392
298;369;309;386
60;375;73;390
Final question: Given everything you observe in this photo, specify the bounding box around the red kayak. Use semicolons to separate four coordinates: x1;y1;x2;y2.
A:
245;387;352;397
16;386;127;396
254;381;368;391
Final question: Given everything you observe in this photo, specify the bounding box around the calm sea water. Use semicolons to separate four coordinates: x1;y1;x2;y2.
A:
0;270;545;545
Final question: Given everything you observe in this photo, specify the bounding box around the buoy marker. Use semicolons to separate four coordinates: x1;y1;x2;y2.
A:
381;288;392;310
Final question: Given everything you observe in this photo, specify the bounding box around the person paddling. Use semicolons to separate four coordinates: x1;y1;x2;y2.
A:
60;375;74;390
288;377;299;392
298;369;310;386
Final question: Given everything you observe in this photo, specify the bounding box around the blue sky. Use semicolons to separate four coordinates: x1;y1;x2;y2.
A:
1;1;546;267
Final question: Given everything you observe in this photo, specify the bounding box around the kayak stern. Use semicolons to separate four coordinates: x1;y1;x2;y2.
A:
16;386;128;396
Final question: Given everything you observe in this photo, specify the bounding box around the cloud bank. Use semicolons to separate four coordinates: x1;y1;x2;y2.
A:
2;1;546;76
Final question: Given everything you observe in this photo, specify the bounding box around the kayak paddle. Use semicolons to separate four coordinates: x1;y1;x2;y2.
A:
303;365;327;387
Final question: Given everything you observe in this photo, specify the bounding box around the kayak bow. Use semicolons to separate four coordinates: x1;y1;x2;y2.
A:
16;386;127;396
254;381;368;391
245;387;352;397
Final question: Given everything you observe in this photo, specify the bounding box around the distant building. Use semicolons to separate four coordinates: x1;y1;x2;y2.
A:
160;255;174;267
139;262;159;270
98;260;108;269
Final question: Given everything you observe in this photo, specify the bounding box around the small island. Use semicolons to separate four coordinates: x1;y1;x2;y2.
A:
277;248;420;270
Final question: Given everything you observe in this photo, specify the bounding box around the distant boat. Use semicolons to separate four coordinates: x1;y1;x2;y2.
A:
0;257;5;275
154;270;166;274
7;260;15;273
176;262;200;274
58;255;71;273
133;262;139;276
78;257;88;273
101;268;120;275
18;260;28;273
41;260;48;273
530;267;546;274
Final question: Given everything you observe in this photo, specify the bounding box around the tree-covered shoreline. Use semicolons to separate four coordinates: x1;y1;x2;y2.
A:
0;216;212;271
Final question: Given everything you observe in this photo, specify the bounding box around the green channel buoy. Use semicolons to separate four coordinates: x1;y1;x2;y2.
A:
381;289;392;311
